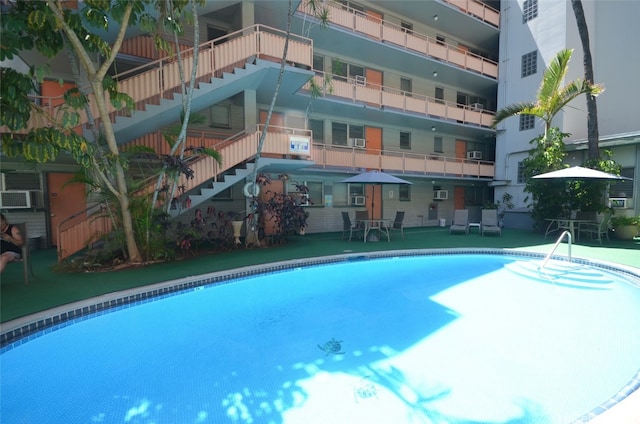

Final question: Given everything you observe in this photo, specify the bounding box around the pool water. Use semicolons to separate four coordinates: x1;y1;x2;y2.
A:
2;254;640;423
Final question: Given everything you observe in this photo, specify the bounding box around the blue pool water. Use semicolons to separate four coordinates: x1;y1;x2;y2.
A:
2;253;640;423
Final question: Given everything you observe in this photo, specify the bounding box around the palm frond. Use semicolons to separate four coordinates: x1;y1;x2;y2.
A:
538;49;573;107
491;102;538;128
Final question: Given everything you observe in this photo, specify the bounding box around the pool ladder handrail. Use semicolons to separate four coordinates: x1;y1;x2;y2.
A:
540;230;572;270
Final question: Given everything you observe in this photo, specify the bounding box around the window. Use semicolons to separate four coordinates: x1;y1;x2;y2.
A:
399;185;411;201
332;59;347;81
521;50;537;77
523;0;538;23
434;136;443;153
313;54;324;73
287;180;323;206
435;87;444;104
400;132;411;149
210;103;231;128
400;77;412;97
610;168;634;198
309;119;324;144
348;183;365;205
519;114;535;131
332;122;364;146
517;161;526;184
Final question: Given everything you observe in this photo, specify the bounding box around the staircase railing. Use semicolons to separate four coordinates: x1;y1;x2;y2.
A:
3;24;313;135
539;230;572;270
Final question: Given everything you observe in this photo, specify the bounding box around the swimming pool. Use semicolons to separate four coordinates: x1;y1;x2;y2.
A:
2;250;639;423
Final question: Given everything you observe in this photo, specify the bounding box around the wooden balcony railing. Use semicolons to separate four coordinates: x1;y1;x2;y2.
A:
311;143;495;178
305;73;495;128
120;35;193;61
298;2;498;79
3;24;313;135
443;0;500;28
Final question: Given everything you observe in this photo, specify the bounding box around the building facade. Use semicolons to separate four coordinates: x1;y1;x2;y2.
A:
0;0;637;257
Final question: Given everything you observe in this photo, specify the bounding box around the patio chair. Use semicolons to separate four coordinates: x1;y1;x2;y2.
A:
449;209;469;234
480;209;501;237
341;212;361;242
389;211;405;240
578;211;612;244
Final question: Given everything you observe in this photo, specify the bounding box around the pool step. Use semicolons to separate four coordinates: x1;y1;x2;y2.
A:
505;260;614;288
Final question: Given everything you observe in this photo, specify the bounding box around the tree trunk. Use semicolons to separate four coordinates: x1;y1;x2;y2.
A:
571;0;600;159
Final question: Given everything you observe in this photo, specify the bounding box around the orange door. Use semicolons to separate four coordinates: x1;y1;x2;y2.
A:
41;80;76;109
455;140;467;159
365;68;382;89
41;80;83;135
47;173;86;246
259;111;284;131
454;186;465;210
365;127;382;155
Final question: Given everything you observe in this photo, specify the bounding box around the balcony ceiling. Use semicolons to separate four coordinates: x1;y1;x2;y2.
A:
369;1;499;52
256;86;495;141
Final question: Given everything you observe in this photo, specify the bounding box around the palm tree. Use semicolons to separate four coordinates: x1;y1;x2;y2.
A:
571;0;600;159
492;49;603;143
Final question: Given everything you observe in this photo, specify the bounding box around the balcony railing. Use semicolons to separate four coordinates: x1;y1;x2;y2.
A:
443;0;500;28
305;73;495;128
298;2;498;79
311;143;494;178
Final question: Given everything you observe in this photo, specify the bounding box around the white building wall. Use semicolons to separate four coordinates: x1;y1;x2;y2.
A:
496;0;640;213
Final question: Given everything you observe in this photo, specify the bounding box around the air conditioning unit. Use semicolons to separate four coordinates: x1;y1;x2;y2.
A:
352;195;366;206
0;191;31;209
467;151;482;160
471;102;483;111
609;198;627;209
355;75;366;86
434;190;448;200
351;138;366;148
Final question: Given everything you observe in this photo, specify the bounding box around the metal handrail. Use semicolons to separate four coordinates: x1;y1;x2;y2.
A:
540;230;572;269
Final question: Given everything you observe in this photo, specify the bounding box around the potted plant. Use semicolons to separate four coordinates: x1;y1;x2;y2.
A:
610;215;640;240
228;211;246;245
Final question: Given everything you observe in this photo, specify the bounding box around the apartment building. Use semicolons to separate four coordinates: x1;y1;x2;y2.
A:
494;0;640;227
1;0;636;258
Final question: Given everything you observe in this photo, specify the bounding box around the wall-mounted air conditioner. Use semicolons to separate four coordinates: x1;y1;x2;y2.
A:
0;191;31;209
352;195;366;206
355;75;366;86
434;190;448;200
467;151;482;160
351;138;366;148
609;198;628;209
471;102;483;111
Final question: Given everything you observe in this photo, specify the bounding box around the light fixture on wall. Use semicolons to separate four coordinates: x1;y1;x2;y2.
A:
433;15;439;21
433;71;438;77
431;126;436;132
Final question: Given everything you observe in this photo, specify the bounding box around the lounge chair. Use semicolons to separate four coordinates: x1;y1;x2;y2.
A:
481;209;501;237
341;212;361;242
389;211;405;240
449;209;469;234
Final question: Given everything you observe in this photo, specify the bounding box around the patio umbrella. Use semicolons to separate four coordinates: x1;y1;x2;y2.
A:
532;166;631;181
340;170;412;218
